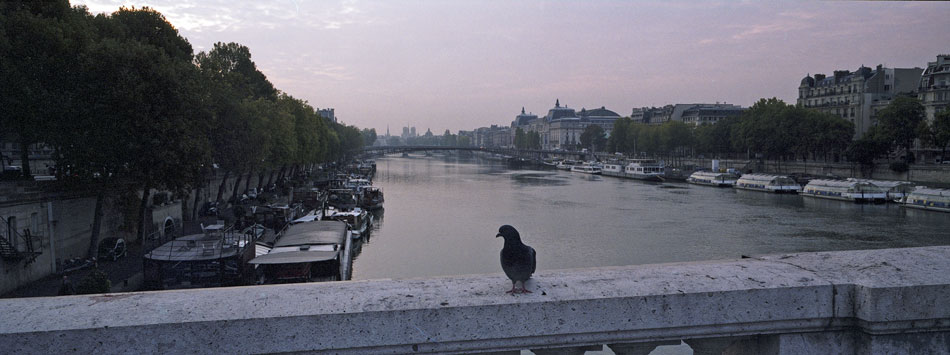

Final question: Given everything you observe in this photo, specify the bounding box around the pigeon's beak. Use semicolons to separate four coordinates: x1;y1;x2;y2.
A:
495;233;502;238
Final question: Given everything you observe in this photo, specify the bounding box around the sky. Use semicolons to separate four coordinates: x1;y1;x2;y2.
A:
74;0;950;134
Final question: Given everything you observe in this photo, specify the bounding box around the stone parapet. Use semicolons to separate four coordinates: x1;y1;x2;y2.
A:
1;246;949;354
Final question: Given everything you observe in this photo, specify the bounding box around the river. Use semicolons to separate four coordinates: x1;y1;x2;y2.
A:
353;154;949;282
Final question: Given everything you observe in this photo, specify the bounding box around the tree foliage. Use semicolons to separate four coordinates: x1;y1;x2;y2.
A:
877;95;924;163
580;124;607;152
1;3;369;257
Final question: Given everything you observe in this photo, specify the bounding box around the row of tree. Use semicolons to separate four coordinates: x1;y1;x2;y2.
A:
0;2;365;257
601;97;950;167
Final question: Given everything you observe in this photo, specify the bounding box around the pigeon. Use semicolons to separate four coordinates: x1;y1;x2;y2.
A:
496;225;536;294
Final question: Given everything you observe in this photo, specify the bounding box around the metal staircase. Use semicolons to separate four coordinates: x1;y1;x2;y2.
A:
0;217;40;265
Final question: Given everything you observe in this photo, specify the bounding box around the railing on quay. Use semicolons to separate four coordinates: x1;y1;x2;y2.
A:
2;246;949;354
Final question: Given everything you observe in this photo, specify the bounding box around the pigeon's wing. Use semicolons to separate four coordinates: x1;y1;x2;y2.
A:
527;245;536;275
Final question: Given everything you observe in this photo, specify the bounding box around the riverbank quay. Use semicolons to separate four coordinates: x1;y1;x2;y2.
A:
2;246;948;354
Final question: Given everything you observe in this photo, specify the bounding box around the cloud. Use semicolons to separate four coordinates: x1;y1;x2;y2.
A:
73;0;377;33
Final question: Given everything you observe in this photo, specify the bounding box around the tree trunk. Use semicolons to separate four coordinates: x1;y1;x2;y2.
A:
229;171;245;204
18;143;31;179
137;175;153;243
215;170;230;202
192;181;202;221
257;170;266;191
87;187;105;259
266;170;276;188
242;170;252;194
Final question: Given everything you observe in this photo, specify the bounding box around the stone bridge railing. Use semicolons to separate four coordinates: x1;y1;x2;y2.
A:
2;246;949;354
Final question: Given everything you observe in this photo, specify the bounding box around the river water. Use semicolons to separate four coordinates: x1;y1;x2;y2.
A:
353;154;949;281
349;154;948;354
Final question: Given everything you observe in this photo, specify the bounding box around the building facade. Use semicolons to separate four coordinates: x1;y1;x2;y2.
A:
918;54;950;124
798;64;923;138
678;104;745;126
511;100;621;150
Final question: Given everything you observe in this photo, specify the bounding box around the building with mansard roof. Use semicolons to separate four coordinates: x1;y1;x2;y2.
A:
798;64;922;138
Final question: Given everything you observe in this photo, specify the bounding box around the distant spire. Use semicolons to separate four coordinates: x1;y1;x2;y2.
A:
555;99;560;108
521;107;525;114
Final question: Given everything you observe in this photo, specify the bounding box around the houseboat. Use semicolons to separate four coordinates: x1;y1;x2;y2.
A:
847;178;916;202
624;159;665;182
735;174;801;193
327;188;359;210
903;187;950;212
143;223;262;290
325;207;371;237
801;179;887;203
687;171;738;187
360;186;384;210
571;162;603;174
249;220;350;283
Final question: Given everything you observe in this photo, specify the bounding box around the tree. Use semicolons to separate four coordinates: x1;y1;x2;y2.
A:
580;125;607;152
526;131;542;150
73;7;210;252
921;110;950;160
458;135;471;147
362;128;378;146
195;42;278;202
660;121;692;157
0;1;93;178
877;96;925;163
845;126;890;176
607;117;631;153
513;128;526;149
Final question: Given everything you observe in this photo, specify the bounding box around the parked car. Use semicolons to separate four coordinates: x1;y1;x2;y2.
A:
98;237;127;261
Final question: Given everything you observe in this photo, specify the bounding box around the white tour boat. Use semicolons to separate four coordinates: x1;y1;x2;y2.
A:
687;171;738;187
556;160;578;170
801;179;886;203
624;159;665;182
571;162;603;174
735;174;800;193
847;178;916;202
903;187;950;213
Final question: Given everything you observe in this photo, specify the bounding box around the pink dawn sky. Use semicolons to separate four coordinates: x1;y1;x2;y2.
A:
75;1;950;134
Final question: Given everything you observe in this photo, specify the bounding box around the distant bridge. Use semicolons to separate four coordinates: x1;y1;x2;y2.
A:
361;145;593;158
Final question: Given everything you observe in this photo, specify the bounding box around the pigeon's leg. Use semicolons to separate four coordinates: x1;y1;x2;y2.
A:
506;281;518;294
517;280;532;293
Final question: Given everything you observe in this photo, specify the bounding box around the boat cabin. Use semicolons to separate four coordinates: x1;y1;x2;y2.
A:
801;179;886;203
249;220;350;283
904;187;950;212
687;171;738;187
143;224;262;290
735;174;800;193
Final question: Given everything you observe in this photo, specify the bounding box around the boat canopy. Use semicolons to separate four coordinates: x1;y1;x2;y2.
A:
738;174;797;185
847;178;915;193
690;171;738;179
275;220;347;247
805;179;884;193
907;187;950;199
248;250;339;264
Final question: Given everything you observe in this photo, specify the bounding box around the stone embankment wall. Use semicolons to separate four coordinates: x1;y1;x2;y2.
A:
1;246;948;354
1;169;284;295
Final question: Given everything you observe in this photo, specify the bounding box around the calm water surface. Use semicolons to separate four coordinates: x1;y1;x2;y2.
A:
353;154;949;281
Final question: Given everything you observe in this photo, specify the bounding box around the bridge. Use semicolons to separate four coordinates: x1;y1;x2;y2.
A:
361;145;593;159
2;246;948;354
